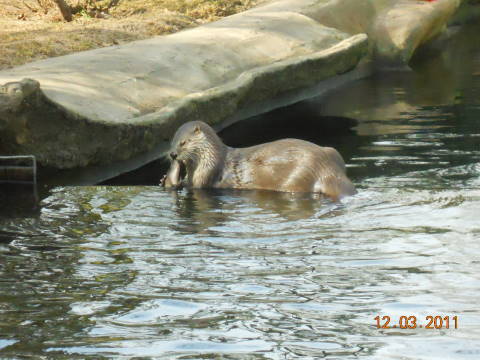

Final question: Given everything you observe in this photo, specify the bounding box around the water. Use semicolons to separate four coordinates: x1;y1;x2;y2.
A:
1;25;480;359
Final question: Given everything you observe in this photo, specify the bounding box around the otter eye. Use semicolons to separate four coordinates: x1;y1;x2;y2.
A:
180;140;186;147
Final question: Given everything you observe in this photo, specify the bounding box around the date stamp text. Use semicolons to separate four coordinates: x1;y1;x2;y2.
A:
374;315;458;329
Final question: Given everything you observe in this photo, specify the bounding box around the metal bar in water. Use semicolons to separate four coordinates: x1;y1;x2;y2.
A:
0;156;38;215
0;155;36;185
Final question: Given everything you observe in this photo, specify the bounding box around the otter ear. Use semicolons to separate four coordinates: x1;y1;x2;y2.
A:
194;125;201;134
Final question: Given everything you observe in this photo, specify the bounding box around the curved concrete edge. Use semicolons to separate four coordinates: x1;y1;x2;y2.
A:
372;0;462;66
264;0;464;65
261;0;465;66
135;34;368;128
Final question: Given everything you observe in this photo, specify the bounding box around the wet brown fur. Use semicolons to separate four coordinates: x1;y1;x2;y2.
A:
162;121;356;200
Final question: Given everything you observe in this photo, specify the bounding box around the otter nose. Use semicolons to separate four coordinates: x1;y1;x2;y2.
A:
170;152;177;160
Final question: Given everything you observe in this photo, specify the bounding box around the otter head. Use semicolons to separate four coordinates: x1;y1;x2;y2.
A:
168;121;226;187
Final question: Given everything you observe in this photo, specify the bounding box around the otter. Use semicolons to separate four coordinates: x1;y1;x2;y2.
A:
160;121;356;200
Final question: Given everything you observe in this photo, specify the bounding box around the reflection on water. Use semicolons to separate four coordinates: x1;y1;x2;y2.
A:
1;24;480;359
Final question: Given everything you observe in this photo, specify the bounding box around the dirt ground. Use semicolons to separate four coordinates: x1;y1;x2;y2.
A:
0;0;265;70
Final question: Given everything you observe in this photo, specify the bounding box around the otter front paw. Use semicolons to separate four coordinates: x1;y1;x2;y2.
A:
159;174;167;187
161;159;184;190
